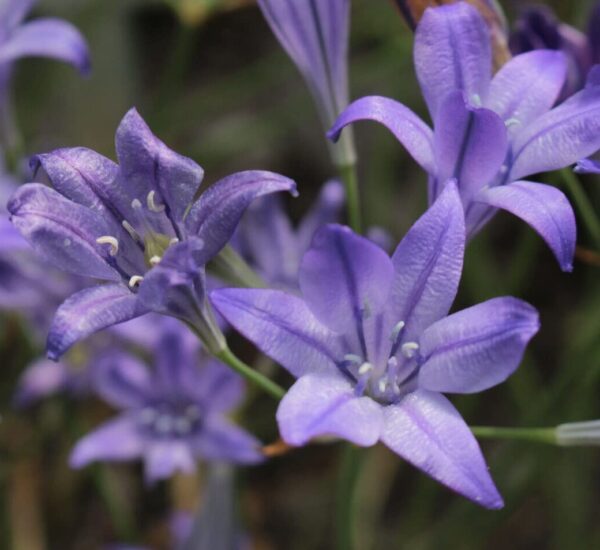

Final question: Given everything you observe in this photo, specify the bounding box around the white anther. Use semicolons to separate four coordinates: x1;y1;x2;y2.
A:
401;342;420;359
499;164;508;175
96;236;119;256
390;321;406;342
378;378;388;393
128;275;144;288
131;198;142;209
387;356;398;369
174;417;192;435
122;220;142;242
150;255;162;266
169;237;179;245
358;362;373;376
471;93;482;107
505;117;521;128
344;354;363;365
155;414;173;434
147;190;166;213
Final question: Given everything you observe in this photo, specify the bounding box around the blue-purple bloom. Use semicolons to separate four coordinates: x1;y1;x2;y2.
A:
7;108;296;359
70;318;262;482
212;182;539;508
327;2;600;272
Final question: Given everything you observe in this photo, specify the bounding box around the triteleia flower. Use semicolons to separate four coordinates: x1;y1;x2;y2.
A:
70;318;262;482
212;182;540;508
7;108;296;359
327;2;600;272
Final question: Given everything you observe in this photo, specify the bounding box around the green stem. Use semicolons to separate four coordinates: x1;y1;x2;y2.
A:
336;444;364;550
215;347;285;401
560;168;600;250
471;425;557;445
338;161;362;234
208;245;267;289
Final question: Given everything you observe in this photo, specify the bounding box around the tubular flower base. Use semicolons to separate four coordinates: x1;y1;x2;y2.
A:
212;182;540;508
7;108;296;359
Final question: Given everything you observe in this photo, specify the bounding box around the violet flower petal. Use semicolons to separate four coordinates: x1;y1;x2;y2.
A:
477;180;576;272
14;358;70;408
48;283;143;360
0;18;90;74
485;50;567;132
510;66;600;180
327;96;435;173
70;415;144;468
211;288;342;378
276;372;383;446
574;158;600;173
299;224;394;334
185;360;245;414
382;390;503;509
0;0;36;30
389;181;465;342
419;297;539;393
433;91;507;202
185;170;297;261
414;3;491;119
145;440;196;483
7;183;120;281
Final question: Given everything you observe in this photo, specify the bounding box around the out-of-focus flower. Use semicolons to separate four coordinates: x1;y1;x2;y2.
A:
212;182;540;509
166;0;252;27
328;2;597;272
70;318;262;483
8;108;296;359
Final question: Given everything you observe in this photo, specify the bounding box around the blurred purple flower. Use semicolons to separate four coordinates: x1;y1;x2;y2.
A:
70;318;263;483
7;108;296;359
327;2;599;272
212;182;540;508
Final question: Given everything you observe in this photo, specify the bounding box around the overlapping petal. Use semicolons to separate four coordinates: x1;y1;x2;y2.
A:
419;298;539;393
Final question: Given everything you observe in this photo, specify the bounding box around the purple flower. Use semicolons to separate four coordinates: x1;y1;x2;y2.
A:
212;182;540;508
327;2;599;272
237;179;344;290
7;108;296;359
70;318;263;483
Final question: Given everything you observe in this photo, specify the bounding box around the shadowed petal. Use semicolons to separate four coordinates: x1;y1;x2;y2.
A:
327;96;435;173
211;288;342;378
390;182;465;342
92;351;153;409
0;0;36;29
419;298;539;393
299;224;394;335
0;18;90;74
485;50;567;132
185;170;297;261
70;415;144;468
574;158;600;173
145;440;196;483
476;181;576;271
115;108;204;224
382;390;503;509
434;91;507;201
185;360;245;413
415;3;491;119
510;67;600;180
7;183;120;281
277;373;383;446
48;284;143;360
193;416;263;464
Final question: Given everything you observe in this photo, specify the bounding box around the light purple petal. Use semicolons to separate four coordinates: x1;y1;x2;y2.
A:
382;390;503;509
211;288;342;378
276;372;383;446
414;3;491;119
14;358;70;408
389;181;465;342
70;415;144;468
485;50;567;131
574;158;600;173
299;224;394;335
0;0;36;30
476;181;576;271
0;18;90;74
7;183;120;281
144;440;196;483
185;170;297;261
192;416;263;464
419;297;539;393
510;67;600;180
115;108;204;225
92;351;153;409
184;360;245;413
48;283;143;360
433;91;507;202
327;96;435;173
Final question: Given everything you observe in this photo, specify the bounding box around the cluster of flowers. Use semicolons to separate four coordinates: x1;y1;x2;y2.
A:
3;0;600;542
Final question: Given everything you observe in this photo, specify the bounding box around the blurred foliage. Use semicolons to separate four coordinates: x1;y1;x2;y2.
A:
2;0;600;548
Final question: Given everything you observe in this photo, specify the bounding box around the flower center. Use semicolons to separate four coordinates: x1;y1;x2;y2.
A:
137;403;202;438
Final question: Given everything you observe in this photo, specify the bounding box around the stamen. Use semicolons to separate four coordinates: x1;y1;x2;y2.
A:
401;342;420;359
390;321;405;342
169;237;179;245
96;235;119;256
147;190;166;213
505;117;521;128
131;198;142;210
344;354;363;366
471;93;482;107
150;255;162;266
128;275;144;288
378;377;388;393
358;362;373;376
122;220;143;243
499;164;508;175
